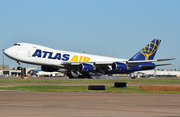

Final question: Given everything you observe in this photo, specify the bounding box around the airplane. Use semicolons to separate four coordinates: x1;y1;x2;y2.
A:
3;39;175;78
27;70;64;77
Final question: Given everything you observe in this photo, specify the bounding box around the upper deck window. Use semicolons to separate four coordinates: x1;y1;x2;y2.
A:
14;43;21;46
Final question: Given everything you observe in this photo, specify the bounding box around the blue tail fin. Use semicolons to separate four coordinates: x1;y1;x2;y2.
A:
129;39;161;61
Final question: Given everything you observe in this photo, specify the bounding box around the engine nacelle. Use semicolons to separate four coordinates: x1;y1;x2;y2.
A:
112;62;127;71
41;66;59;72
79;63;94;72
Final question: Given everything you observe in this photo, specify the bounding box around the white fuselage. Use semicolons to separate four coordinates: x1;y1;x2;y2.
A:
4;43;127;68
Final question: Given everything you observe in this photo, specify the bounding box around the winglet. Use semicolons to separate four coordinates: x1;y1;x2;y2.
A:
129;39;161;61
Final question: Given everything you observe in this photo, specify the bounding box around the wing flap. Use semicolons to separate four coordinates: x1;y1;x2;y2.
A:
62;61;113;65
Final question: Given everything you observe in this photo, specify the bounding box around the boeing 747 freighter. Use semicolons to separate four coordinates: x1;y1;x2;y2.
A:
4;39;174;78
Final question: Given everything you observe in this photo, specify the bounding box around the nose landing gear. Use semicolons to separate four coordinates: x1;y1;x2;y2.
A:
17;61;22;70
16;61;27;78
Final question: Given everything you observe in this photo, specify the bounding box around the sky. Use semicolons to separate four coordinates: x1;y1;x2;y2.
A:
0;0;180;70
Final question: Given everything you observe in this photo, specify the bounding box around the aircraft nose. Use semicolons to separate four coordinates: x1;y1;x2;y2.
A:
4;47;18;58
3;48;10;56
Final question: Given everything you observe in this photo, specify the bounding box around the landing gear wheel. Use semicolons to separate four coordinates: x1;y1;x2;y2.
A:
83;72;91;79
17;67;22;70
17;61;22;70
67;70;74;78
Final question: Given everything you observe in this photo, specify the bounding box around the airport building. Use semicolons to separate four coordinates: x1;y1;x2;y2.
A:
0;65;9;71
134;69;180;77
111;69;180;78
1;65;180;77
0;65;36;76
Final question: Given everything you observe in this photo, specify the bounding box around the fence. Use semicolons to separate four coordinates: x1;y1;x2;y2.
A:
140;85;180;91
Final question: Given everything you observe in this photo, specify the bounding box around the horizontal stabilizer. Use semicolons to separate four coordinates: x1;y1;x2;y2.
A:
127;58;175;64
140;63;172;68
156;58;176;61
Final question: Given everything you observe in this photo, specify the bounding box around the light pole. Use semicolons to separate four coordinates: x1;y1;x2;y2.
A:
2;49;4;74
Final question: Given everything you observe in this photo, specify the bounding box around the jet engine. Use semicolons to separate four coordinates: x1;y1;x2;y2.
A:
41;65;59;72
112;62;127;71
79;63;94;72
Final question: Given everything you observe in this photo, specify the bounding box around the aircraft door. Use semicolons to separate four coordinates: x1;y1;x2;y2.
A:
27;50;31;57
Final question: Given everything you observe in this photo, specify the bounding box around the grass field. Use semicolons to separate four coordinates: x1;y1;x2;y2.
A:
0;77;180;83
1;85;180;94
0;77;180;93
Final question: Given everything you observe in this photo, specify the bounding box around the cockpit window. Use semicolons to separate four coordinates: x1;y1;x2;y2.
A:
14;43;21;46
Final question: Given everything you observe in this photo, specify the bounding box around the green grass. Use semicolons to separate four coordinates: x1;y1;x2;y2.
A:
0;77;180;94
0;77;180;84
0;85;180;94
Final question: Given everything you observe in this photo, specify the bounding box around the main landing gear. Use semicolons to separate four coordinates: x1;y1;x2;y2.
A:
67;70;92;79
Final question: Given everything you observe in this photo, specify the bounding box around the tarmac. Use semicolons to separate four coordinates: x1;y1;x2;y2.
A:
0;90;180;116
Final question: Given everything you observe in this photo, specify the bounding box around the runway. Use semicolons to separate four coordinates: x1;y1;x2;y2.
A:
0;91;180;116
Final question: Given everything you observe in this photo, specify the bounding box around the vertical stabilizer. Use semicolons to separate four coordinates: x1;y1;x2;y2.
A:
129;39;161;61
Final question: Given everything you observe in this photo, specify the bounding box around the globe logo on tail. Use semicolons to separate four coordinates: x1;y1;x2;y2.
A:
140;39;161;60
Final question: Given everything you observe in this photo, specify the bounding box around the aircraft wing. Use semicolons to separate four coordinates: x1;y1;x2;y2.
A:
62;58;175;66
62;58;175;73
